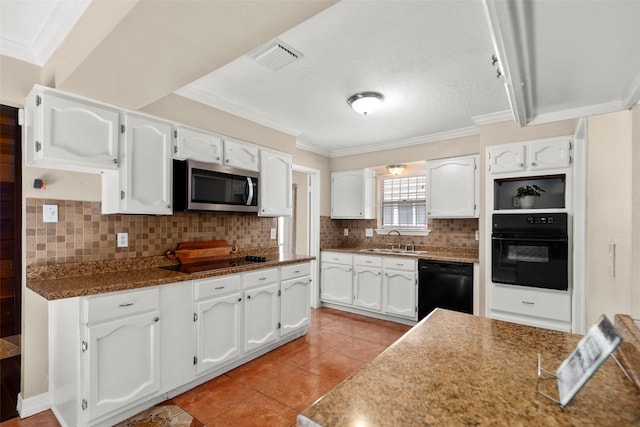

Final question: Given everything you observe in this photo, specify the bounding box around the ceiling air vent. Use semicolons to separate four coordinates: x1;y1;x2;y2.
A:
248;39;303;71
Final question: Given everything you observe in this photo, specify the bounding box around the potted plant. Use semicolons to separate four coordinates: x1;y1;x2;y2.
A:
516;184;545;209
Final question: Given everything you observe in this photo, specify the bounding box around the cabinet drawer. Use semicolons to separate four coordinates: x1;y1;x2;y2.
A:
244;268;278;288
84;288;159;324
383;257;416;271
353;255;382;267
281;263;311;281
194;275;241;300
322;252;353;265
491;284;571;322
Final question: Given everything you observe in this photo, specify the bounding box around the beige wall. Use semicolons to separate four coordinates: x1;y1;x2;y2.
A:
294;147;332;217
0;55;41;107
586;110;635;326
633;105;640;319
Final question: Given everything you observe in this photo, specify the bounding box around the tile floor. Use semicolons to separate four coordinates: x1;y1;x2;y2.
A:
0;308;411;427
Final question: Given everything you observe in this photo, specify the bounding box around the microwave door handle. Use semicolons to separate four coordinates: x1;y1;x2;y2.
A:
245;177;254;205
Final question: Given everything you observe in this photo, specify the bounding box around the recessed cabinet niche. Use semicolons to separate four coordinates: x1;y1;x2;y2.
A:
493;175;566;210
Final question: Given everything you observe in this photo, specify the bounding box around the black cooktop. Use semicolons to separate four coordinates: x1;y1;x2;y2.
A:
162;255;269;274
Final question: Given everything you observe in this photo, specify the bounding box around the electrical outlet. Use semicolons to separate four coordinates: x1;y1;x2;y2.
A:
365;228;373;237
270;228;277;239
344;228;349;237
43;204;58;223
117;233;128;248
475;230;480;241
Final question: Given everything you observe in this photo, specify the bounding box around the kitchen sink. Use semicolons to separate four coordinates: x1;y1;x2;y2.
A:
359;248;429;255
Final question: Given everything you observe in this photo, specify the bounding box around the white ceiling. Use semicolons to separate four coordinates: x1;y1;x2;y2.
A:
1;0;640;157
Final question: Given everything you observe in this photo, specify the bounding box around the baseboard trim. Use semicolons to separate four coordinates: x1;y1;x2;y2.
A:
17;392;50;418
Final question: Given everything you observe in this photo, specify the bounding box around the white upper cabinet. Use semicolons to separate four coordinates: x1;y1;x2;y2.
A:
102;113;172;214
488;137;572;174
488;144;526;174
527;138;572;171
259;149;292;217
25;86;120;172
331;169;376;219
427;154;479;218
224;137;260;171
174;125;223;164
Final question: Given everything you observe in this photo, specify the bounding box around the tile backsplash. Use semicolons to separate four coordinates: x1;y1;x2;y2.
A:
25;198;277;266
320;216;479;250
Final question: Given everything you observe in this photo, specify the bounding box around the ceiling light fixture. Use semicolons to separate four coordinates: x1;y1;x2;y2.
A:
387;164;406;176
347;92;384;115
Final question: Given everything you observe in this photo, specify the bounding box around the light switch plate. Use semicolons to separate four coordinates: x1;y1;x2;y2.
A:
43;204;58;223
270;228;277;240
365;228;373;237
343;228;349;236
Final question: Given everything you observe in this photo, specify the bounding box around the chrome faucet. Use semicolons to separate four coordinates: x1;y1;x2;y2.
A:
387;229;402;249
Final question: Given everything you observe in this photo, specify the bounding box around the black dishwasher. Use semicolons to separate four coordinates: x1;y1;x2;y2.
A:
418;260;473;320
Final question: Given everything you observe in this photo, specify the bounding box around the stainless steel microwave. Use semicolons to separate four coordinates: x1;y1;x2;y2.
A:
173;159;259;213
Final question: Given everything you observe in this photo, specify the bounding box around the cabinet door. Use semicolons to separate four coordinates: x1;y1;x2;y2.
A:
224;138;259;171
195;293;242;374
175;126;223;164
259;149;292;217
331;170;363;218
280;276;311;337
383;270;417;319
244;283;278;353
427;155;478;218
320;263;353;305
488;145;526;174
29;91;119;171
353;266;382;311
119;114;172;214
85;311;160;420
527;139;571;171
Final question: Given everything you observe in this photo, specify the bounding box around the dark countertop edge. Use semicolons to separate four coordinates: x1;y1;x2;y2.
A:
27;255;315;301
322;247;479;264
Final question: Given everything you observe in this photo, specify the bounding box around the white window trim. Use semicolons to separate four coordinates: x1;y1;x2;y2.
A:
377;173;429;236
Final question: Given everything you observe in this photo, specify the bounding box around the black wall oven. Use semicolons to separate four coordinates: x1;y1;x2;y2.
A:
492;213;569;291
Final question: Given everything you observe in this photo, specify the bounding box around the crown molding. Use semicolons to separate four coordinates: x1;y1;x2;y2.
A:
175;86;302;137
471;110;514;126
528;101;624;126
295;140;332;157
0;0;91;66
329;126;480;158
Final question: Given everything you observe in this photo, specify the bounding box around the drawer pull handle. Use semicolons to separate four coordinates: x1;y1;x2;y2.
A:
293;270;300;273
396;263;404;267
259;277;266;281
332;258;339;261
154;317;159;322
521;301;535;306
119;302;134;307
215;286;225;290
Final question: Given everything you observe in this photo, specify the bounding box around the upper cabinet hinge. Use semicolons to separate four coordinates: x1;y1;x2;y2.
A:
174;129;178;138
35;95;41;106
120;124;125;134
193;356;197;365
277;322;281;329
81;399;88;411
193;313;198;322
120;190;125;200
81;341;88;352
174;145;178;154
278;290;282;297
35;141;42;152
569;156;573;164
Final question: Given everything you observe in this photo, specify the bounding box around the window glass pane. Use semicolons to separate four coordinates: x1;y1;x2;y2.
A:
381;176;426;228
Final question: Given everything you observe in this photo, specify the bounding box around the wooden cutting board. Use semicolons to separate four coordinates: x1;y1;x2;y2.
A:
167;240;236;264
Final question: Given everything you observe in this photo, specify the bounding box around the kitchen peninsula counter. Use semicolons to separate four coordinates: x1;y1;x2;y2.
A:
323;246;479;264
298;309;640;426
27;253;314;300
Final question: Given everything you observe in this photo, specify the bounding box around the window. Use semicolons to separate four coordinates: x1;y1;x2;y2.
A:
380;175;427;229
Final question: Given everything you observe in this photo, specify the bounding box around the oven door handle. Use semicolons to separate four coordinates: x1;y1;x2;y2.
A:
491;236;567;242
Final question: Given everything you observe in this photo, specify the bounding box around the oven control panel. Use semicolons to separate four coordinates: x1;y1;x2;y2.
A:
527;216;555;224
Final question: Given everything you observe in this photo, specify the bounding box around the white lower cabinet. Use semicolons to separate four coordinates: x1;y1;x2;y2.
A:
353;256;383;312
49;262;311;427
244;282;279;353
280;263;312;337
382;258;417;320
321;252;417;322
488;283;571;332
320;252;353;304
193;275;243;375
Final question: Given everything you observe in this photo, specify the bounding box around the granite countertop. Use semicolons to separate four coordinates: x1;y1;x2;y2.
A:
27;253;315;301
323;246;479;264
299;309;640;426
